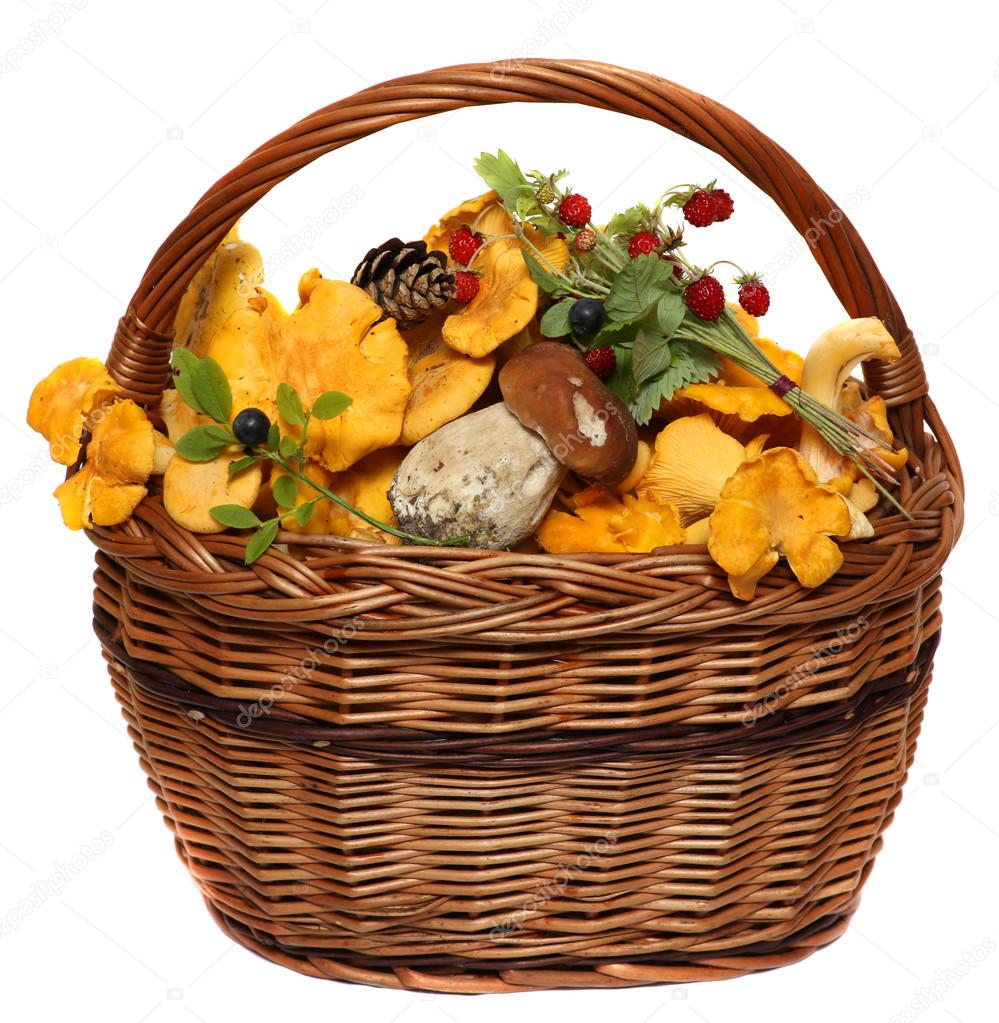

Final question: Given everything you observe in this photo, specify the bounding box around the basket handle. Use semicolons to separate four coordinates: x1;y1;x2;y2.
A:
107;59;928;443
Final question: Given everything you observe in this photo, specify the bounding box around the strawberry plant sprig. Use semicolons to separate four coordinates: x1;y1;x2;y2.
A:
169;350;469;562
473;151;909;511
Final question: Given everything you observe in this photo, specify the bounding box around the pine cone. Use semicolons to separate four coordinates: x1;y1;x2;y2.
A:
351;238;455;329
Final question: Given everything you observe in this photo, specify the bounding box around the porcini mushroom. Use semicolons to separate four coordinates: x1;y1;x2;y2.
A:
708;447;852;600
389;402;565;549
500;342;638;487
637;414;767;526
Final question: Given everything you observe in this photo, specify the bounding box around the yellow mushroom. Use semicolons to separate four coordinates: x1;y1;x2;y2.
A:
275;447;406;542
537;486;685;554
426;191;569;358
798;318;902;482
708;447;852;600
53;400;155;529
399;312;495;445
637;414;767;526
27;357;122;465
163;450;263;534
174;224;264;356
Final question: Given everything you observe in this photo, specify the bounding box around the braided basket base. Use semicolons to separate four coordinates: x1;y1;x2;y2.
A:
105;635;934;993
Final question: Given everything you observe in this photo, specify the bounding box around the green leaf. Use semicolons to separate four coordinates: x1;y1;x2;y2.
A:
272;474;298;510
267;422;280;449
190;355;232;425
632;328;672;385
245;521;279;565
605;202;652;239
539;299;573;338
311;391;352;421
605;343;636;405
629;339;719;425
655;290;685;336
604;254;670;322
521;251;567;297
227;454;259;478
593;319;638;345
276;382;305;426
175;424;234;462
210;504;261;529
473;150;534;214
294;498;319;528
279;435;300;460
170;348;204;414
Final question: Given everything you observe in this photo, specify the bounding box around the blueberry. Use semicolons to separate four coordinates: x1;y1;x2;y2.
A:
232;407;271;447
568;298;605;337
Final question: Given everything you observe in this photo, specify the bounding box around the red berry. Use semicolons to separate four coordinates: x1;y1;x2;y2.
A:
584;346;616;380
662;254;685;280
684;275;725;321
682;190;717;228
738;279;770;316
627;231;660;258
454;271;480;304
448;226;481;265
574;227;597;252
711;188;734;222
558;193;592;228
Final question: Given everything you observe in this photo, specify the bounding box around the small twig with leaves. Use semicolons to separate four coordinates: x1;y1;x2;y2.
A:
169;350;468;563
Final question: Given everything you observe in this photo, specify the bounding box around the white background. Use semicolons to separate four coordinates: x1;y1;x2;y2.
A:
2;1;997;1020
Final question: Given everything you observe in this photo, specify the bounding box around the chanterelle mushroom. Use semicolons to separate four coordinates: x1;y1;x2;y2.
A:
537;487;685;554
174;224;264;356
798;317;901;482
708;447;852;600
425;192;569;358
400;313;495;445
637;414;766;526
27;357;122;465
53;400;155;529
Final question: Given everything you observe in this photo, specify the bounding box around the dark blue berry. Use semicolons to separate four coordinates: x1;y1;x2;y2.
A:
232;407;270;447
568;298;605;337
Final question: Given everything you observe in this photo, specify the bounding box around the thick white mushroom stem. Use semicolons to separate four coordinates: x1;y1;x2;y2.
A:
799;317;901;481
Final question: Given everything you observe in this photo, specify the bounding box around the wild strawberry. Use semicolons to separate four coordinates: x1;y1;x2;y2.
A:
737;278;770;316
663;254;686;280
628;231;660;258
584;346;616;380
575;227;597;252
711;188;734;222
448;226;482;265
558;193;592;228
537;183;558;205
454;271;480;304
684;275;725;320
682;190;717;228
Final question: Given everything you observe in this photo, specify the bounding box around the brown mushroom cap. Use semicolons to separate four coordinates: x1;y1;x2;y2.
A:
499;343;637;487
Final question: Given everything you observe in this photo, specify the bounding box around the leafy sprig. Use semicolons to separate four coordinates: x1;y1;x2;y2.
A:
167;351;468;563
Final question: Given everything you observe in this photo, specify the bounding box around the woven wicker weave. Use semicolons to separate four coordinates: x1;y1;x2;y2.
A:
88;60;962;992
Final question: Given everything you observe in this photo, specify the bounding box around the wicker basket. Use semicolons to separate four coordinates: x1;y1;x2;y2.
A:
90;60;962;993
